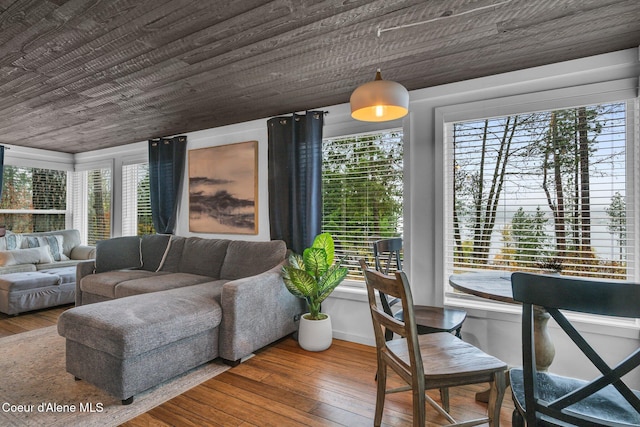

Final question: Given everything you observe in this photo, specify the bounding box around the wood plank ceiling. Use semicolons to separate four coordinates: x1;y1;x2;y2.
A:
0;0;638;153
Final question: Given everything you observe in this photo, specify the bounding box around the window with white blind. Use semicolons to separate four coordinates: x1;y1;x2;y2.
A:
0;166;69;232
122;162;154;236
75;167;112;246
445;101;634;281
322;130;403;280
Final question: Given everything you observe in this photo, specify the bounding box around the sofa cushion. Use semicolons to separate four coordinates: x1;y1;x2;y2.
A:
140;234;172;272
57;286;223;358
39;266;77;285
80;270;159;299
95;236;142;273
0;271;60;292
178;238;230;278
220;240;287;280
0;247;53;266
0;264;37;274
160;236;185;273
114;272;215;298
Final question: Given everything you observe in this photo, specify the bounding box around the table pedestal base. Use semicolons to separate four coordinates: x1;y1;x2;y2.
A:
475;306;554;402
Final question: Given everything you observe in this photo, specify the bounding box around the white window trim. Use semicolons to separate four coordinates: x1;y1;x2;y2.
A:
4;144;74;172
435;78;640;328
73;159;115;173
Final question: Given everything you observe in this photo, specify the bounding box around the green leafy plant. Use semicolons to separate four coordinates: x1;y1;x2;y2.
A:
282;233;348;320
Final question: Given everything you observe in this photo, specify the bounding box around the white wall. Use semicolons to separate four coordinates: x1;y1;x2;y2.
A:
70;47;640;384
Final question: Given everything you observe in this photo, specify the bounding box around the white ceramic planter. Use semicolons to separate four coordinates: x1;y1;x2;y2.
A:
298;313;333;352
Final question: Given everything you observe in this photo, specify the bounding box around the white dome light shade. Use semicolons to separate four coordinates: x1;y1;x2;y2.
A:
350;70;409;122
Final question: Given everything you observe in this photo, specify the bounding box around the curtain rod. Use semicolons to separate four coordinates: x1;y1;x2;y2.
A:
289;111;329;115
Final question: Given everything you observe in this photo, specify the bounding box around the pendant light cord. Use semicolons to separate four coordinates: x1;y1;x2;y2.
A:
376;27;382;74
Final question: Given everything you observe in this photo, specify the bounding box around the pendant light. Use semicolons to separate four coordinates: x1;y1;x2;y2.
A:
350;28;409;122
350;68;409;122
349;1;513;122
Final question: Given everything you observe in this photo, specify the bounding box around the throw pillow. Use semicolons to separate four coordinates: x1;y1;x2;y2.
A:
0;247;53;266
0;231;22;251
140;234;172;272
22;235;69;261
95;236;142;273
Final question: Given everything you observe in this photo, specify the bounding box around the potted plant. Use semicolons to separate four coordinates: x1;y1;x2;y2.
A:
282;233;348;351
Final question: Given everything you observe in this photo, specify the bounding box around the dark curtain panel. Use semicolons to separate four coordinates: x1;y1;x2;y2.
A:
148;136;187;234
268;111;323;254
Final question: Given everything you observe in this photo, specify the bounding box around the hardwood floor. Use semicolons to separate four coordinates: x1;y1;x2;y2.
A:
0;304;71;337
2;307;515;426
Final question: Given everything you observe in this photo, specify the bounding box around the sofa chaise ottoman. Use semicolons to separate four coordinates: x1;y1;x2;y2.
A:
0;266;76;315
57;284;223;404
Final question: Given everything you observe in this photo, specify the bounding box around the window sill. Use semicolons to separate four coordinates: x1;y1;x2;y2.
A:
331;281;368;302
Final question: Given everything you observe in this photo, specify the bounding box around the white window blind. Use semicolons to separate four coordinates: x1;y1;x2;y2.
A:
322;130;403;280
71;171;88;245
0;166;68;232
85;168;112;245
446;102;633;280
122;162;154;236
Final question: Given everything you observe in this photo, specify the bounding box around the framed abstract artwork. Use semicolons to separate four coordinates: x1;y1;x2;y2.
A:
188;140;258;234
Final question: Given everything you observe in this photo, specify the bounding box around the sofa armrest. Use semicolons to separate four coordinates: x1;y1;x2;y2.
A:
70;245;96;260
218;262;304;362
75;260;96;306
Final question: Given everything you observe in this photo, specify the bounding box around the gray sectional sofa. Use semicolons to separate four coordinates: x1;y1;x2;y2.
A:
58;234;302;404
0;229;96;315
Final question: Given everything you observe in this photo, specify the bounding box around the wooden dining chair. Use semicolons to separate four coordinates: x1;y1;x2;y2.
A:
372;238;467;340
360;259;507;426
510;272;640;427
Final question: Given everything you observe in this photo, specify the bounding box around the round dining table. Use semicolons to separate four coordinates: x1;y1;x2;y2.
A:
449;271;556;372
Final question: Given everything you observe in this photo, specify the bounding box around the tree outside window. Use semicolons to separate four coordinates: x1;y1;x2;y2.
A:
322;131;403;280
450;102;628;279
0;166;67;232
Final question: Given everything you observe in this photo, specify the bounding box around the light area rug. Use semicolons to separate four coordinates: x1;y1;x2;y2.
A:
0;326;230;427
